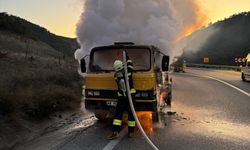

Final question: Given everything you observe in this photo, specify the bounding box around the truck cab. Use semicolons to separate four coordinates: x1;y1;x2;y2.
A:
80;42;172;118
241;53;250;81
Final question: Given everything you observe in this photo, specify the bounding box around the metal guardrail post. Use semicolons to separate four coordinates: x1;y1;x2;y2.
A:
186;63;241;71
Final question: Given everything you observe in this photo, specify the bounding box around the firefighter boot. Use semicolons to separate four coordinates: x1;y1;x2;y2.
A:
108;131;119;140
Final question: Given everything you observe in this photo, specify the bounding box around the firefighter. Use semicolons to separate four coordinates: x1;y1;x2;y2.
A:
108;52;136;140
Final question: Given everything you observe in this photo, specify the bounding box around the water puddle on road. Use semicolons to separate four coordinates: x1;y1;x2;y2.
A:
14;101;98;150
152;101;250;144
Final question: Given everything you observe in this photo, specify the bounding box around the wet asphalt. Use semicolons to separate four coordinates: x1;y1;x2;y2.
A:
59;68;250;150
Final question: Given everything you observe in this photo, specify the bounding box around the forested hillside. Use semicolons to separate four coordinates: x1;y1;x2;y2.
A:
0;13;82;132
181;12;250;65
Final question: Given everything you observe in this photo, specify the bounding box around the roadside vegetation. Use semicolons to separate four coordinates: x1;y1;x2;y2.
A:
0;13;82;149
0;53;82;121
0;12;81;121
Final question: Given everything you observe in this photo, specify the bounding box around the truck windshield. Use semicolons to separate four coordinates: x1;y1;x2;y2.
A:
90;48;150;71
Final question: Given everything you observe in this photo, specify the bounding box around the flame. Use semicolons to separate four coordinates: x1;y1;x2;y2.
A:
136;111;153;134
175;1;208;42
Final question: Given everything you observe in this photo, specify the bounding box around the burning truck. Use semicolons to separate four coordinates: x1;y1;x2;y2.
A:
79;42;172;120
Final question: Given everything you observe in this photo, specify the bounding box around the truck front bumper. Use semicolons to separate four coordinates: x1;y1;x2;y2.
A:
85;99;157;112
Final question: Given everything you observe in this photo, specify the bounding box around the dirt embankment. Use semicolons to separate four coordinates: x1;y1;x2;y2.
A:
0;32;83;149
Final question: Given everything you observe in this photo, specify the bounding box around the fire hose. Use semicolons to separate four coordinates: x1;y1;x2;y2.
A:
122;51;159;150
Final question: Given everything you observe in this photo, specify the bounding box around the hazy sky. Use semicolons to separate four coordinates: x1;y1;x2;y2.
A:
198;0;250;23
0;0;250;38
0;0;83;37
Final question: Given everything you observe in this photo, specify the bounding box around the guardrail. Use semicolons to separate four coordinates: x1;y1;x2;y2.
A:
186;63;242;72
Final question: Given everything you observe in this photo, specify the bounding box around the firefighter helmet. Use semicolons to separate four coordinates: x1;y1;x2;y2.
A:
113;60;123;71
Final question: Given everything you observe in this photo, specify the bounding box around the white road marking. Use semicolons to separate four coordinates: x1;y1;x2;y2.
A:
180;72;250;97
205;76;250;97
102;128;127;150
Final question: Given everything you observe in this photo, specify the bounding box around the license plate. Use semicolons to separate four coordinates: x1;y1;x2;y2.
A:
106;101;117;107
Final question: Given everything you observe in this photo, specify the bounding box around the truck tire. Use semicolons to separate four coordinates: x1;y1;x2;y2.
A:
152;91;160;122
165;93;172;106
241;73;246;82
152;112;159;122
93;110;110;120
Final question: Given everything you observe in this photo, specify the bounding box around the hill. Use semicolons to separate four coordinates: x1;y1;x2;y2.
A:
0;13;82;149
0;12;79;56
0;12;82;121
180;12;250;65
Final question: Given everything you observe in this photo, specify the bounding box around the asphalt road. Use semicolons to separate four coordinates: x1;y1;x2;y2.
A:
187;68;250;93
16;68;250;150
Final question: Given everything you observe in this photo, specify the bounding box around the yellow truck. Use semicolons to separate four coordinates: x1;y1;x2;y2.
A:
80;42;172;119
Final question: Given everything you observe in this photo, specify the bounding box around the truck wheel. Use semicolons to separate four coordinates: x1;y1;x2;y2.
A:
152;91;160;122
93;110;109;120
152;112;159;122
241;73;246;81
165;93;172;106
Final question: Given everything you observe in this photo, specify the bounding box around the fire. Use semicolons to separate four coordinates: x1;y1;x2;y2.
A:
136;111;153;134
175;1;208;42
176;24;201;41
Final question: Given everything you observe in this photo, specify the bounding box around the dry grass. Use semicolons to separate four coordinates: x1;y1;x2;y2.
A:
0;54;82;120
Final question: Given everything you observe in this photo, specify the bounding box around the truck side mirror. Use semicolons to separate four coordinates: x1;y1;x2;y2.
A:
80;58;86;73
162;55;169;71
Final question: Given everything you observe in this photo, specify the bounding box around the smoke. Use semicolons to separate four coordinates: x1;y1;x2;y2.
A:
75;0;205;60
176;26;219;56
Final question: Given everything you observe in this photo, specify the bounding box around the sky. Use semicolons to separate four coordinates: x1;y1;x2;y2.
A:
0;0;83;38
0;0;250;38
198;0;250;23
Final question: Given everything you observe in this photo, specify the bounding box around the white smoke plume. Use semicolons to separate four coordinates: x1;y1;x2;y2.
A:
75;0;201;60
